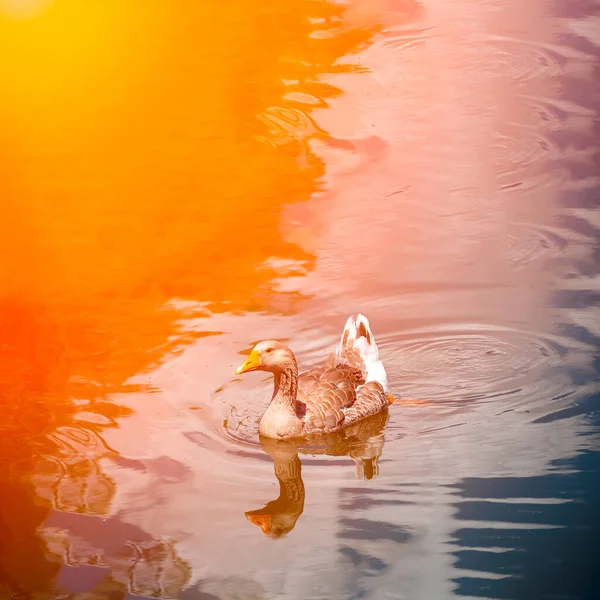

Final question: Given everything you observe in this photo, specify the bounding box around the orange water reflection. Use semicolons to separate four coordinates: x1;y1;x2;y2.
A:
0;1;377;596
246;411;388;538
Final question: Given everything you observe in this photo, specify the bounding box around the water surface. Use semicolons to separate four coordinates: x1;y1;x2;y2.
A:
0;0;599;598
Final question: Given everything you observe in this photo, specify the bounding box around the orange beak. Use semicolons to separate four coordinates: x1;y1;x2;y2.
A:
245;512;272;535
235;349;261;374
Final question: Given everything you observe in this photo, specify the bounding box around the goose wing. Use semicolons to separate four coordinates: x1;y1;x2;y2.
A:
298;365;363;433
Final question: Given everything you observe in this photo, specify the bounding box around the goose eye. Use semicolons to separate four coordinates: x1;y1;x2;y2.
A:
265;347;273;354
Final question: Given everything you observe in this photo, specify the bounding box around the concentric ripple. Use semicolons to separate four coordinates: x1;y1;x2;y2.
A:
383;324;575;408
492;129;558;178
482;36;563;84
213;377;307;451
379;26;434;52
506;222;567;269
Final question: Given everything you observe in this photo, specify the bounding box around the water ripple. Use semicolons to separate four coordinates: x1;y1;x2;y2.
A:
506;221;567;268
481;35;564;83
492;128;559;177
383;324;575;406
378;25;435;52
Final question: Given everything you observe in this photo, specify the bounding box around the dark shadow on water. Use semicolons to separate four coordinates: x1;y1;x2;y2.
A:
338;517;413;544
450;446;600;599
180;577;269;600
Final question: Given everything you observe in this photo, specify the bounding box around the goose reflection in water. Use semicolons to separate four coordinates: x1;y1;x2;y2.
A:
246;410;388;538
245;440;305;539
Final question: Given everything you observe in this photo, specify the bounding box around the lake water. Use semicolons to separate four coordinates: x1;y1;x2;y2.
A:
0;0;599;598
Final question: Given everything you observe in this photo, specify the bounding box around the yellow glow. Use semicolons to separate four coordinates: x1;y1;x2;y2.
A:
0;0;369;393
0;0;53;19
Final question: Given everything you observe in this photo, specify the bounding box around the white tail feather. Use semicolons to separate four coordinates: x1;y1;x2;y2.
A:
336;314;388;392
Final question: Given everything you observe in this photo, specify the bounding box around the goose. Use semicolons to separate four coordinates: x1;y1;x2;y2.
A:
235;314;394;440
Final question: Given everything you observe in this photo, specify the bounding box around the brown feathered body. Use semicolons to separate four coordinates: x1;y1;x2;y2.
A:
235;314;393;440
298;361;389;435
